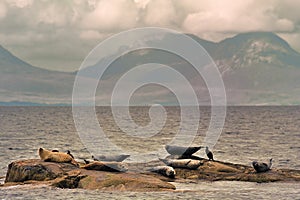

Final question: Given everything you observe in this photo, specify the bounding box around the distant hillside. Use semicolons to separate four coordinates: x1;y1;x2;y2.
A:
1;32;300;105
214;32;300;104
0;101;70;106
78;32;300;105
0;45;75;104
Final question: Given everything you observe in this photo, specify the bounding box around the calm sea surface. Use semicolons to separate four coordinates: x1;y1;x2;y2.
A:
0;106;299;199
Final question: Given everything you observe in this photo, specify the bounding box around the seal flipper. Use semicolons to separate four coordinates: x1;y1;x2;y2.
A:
67;150;74;159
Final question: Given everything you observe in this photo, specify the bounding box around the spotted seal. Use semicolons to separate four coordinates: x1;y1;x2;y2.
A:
160;158;203;170
92;154;130;162
148;166;176;178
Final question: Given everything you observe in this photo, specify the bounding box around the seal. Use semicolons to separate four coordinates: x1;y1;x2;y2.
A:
38;147;79;167
205;147;214;161
165;154;204;160
148;166;176;178
160;158;203;170
92;154;130;162
165;145;202;156
252;158;273;173
51;149;75;159
82;161;128;172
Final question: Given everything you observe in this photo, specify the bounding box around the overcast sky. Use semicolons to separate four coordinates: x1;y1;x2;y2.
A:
0;0;300;72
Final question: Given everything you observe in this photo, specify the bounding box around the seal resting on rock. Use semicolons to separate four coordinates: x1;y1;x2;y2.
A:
148;166;176;178
38;147;79;167
165;154;204;160
82;161;128;172
92;154;130;162
165;145;202;156
160;158;203;170
51;149;74;159
252;158;273;173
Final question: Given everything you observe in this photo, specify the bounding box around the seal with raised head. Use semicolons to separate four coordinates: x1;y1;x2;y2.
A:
252;158;273;173
165;145;202;156
148;166;176;178
160;158;203;170
92;154;130;162
38;147;79;167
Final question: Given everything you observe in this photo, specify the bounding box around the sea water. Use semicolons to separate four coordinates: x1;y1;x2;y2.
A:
0;106;299;199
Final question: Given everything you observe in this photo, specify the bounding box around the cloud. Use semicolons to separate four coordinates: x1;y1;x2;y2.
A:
79;30;107;40
6;0;33;8
182;0;295;34
274;0;300;22
134;0;151;9
0;0;300;72
81;0;138;31
143;0;178;26
0;2;7;19
36;4;70;27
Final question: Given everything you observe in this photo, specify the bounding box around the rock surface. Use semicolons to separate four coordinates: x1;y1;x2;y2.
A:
5;159;77;182
2;159;300;191
4;159;175;191
175;160;300;182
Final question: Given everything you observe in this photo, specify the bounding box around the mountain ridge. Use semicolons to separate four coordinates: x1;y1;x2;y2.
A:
1;32;300;105
0;45;75;104
0;45;54;73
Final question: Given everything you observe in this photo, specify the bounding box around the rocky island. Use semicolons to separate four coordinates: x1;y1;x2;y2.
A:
2;158;300;192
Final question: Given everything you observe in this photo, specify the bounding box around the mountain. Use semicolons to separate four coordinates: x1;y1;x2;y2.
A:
211;32;300;69
78;32;300;105
1;32;300;105
0;45;75;104
213;32;300;104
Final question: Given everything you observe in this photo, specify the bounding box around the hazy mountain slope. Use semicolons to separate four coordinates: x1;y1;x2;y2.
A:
78;32;300;105
213;32;300;104
1;32;300;105
0;45;75;103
